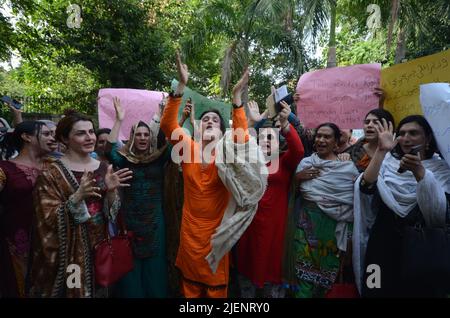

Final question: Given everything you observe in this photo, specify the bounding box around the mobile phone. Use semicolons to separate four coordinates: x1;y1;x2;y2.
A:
275;93;294;113
1;96;22;110
397;144;423;173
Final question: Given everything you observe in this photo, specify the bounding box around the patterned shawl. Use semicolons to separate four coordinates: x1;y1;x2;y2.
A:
27;160;119;298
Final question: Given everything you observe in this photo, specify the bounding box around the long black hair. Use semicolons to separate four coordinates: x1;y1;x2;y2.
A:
314;122;341;154
365;108;396;130
392;115;438;160
314;122;341;141
1;121;46;160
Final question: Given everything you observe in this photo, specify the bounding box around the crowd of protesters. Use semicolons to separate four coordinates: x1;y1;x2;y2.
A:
0;53;449;299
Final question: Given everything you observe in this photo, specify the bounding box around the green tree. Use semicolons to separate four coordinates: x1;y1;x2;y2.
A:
181;0;308;101
0;60;101;115
299;0;338;68
338;0;450;64
0;0;36;61
13;0;172;88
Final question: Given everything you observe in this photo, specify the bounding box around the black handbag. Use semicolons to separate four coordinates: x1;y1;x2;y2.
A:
400;220;450;285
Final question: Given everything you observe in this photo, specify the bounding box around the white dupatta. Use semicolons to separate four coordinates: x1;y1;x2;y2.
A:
205;130;268;273
352;153;450;293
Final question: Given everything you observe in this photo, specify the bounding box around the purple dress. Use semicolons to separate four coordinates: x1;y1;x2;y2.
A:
0;161;40;297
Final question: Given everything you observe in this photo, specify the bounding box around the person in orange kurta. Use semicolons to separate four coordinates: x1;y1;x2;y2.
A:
160;53;250;298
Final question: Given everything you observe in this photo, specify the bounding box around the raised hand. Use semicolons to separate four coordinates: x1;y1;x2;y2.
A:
188;99;197;129
73;170;102;203
5;98;23;126
375;118;396;152
104;165;133;192
7;100;22;115
180;100;192;124
232;68;249;106
247;100;262;122
401;153;425;181
278;101;291;129
113;97;125;122
176;51;189;86
158;94;167;116
182;104;191;118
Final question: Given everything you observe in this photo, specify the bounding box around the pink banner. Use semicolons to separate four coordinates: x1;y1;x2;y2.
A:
98;88;167;141
296;63;381;129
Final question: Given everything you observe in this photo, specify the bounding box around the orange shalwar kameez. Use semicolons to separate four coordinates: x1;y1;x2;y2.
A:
160;95;248;298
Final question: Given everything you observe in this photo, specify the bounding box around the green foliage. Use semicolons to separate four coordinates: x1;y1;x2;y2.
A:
0;60;101;115
336;0;450;65
12;0;173;89
0;0;448;118
334;15;394;67
178;0;317;107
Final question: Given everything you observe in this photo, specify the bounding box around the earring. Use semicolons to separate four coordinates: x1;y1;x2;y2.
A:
425;143;430;151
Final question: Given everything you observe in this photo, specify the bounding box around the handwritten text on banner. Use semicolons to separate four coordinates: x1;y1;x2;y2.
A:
296;63;381;129
420;83;450;168
381;49;450;125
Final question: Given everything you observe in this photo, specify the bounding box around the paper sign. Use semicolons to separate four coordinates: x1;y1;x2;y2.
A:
266;94;276;118
171;79;231;133
98;88;166;141
296;63;381;129
381;49;450;125
275;85;288;103
420;83;450;168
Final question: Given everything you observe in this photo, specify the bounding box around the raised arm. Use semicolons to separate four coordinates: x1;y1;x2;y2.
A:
8;103;23;127
247;100;267;128
160;51;192;146
278;101;304;169
231;69;250;144
362;118;396;185
105;97;127;167
107;97;124;144
179;100;192;127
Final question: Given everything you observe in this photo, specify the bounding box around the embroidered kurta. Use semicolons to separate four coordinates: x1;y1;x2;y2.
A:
108;142;169;259
28;160;119;298
0;161;40;297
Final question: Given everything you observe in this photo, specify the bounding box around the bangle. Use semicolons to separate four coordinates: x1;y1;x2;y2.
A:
169;91;184;98
360;177;376;189
232;103;243;109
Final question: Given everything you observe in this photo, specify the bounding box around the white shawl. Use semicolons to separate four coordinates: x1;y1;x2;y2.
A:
352;153;450;293
206;130;268;273
298;153;360;251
